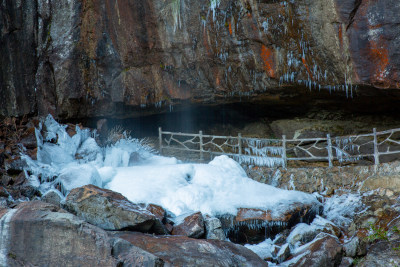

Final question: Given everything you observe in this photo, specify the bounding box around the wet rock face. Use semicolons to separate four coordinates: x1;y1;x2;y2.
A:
1;0;400;118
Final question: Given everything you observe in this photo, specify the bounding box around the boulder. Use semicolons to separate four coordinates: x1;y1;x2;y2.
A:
65;185;164;233
0;201;116;266
145;204;166;222
205;216;226;240
19;184;39;199
287;233;343;267
113;231;268;267
1;175;12;186
218;202;321;244
172;212;205;238
4;156;27;175
41;189;63;207
110;237;167;267
276;243;291;263
358;240;400;267
287;216;341;246
0;186;10;198
339;257;354;267
343;235;367;258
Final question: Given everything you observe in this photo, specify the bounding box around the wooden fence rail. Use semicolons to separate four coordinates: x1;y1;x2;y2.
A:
158;127;400;168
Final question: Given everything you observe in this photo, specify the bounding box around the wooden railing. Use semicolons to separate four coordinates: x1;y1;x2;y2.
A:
158;127;400;168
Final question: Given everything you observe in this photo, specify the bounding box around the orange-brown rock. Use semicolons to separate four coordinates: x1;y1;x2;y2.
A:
145;203;166;222
171;212;205;238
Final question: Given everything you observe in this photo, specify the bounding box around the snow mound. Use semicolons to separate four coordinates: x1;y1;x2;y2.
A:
107;155;319;217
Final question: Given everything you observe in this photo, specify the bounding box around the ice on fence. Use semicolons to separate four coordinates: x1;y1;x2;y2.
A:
234;154;284;168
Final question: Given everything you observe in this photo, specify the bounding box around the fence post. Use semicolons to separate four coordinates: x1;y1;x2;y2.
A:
327;134;333;168
373;128;379;165
238;133;242;156
199;130;204;160
282;135;287;168
158;127;163;155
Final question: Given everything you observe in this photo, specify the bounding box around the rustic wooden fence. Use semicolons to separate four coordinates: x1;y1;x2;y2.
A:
158;127;400;168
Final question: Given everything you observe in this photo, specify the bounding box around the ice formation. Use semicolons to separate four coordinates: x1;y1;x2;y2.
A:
22;115;161;196
23;115;319;219
323;193;364;228
0;209;17;267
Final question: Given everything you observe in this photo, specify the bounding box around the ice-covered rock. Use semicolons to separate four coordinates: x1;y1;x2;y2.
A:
286;215;341;247
75;137;102;164
57;164;102;194
244;239;275;261
286;233;343;267
277;243;291;263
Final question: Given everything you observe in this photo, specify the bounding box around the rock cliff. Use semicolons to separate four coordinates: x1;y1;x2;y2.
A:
1;0;400;118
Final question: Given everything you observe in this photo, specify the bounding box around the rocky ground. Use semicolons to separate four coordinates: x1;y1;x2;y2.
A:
1;116;400;266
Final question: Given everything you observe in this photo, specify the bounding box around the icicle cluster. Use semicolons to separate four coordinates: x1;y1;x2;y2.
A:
221;218;289;240
334;137;362;163
234;139;284;168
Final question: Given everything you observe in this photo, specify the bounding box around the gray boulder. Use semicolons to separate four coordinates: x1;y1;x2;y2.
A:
0;201;116;267
64;184;165;233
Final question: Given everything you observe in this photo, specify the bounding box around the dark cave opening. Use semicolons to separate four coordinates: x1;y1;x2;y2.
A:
78;86;400;139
